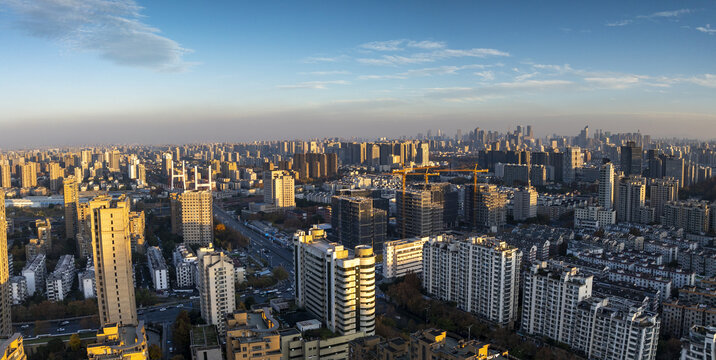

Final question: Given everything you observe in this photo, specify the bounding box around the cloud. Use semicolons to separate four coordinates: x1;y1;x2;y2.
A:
584;76;645;89
606;8;693;27
276;80;350;90
357;47;509;66
358;64;493;80
696;24;716;34
303;55;349;63
406;40;446;49
359;39;446;52
3;0;192;71
606;20;633;27
495;79;573;89
474;71;495;81
685;74;716;88
300;70;351;76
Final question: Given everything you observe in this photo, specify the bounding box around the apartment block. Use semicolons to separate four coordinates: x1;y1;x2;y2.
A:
396;188;444;238
86;322;149;360
174;244;198;288
0;191;10;337
681;325;716;360
9;276;27;305
330;195;386;250
464;184;507;231
264;170;295;209
63;176;79;242
382;237;429;279
662;200;710;234
147;246;168;291
181;190;214;246
21;254;45;296
512;187;537;221
45;255;76;302
197;244;235;335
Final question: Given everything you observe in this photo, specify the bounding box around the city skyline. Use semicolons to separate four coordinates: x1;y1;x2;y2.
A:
1;0;716;147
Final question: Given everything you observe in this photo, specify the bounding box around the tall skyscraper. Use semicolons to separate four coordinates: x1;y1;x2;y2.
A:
598;162;615;210
422;235;521;327
180;190;213;246
650;178;679;220
197;244;235;335
396;188;444;238
617;177;646;223
263;170;295;209
0;164;10;189
330;196;386;250
620;141;642;176
563;147;582;183
18;163;36;188
48;162;63;192
294;226;376;336
91;195;137;327
63;176;79;241
77;196;112;259
513;187;538;221
0;191;13;337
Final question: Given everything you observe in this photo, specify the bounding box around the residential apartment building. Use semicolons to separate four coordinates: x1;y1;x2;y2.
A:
464;184;507;231
382;237;429;279
662;200;711;234
617;177;646;223
649;177;679;220
422;235;521;327
293;226;376;335
681;325;716;360
598;162;615;210
264;170;295;209
173;244;198;288
197;244;235;335
574;206;616;230
78;265;96;299
0;191;11;337
21;254;45;296
396;188;443;238
86;322;149;360
45;255;76;302
147;246;168;291
128;211;145;253
9;277;27;305
331;196;386;250
63;176;79;242
512;187;537;221
181;190;214;246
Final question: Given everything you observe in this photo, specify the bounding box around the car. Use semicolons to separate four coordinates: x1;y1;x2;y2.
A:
169;347;174;352
177;304;184;308
57;328;65;332
159;307;167;312
20;324;29;329
60;321;70;325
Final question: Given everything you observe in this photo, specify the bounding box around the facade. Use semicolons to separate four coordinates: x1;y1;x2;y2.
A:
34;218;51;249
21;254;45;296
146;246;168;291
63;176;79;242
45;255;76;302
78;265;96;299
620;141;642;176
409;329;503;360
0;165;10;189
18;163;36;188
173;244;198;288
617;177;646;223
422;235;521;326
128;211;145;253
197;244;236;335
503;164;530;186
649;177;679;220
598;162;615;210
681;325;716;360
382;237;429;279
86;322;149;360
0;191;11;337
574;206;616;230
662;299;716;338
48;162;62;191
190;325;222;360
513;187;537;221
293;226;376;335
92;195;137;327
330;196;386;250
9;277;27;305
662;201;710;234
396;188;444;238
264;170;295;209
77;195;112;259
0;333;26;360
464;184;507;231
563;147;582;183
225;309;282;360
181;190;214;246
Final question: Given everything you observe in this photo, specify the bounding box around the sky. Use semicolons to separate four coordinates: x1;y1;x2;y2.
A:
1;0;716;148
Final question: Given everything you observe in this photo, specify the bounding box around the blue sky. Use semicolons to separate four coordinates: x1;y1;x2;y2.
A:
1;0;715;147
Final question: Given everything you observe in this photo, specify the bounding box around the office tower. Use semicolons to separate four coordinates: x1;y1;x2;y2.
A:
173;244;197;288
617;177;646;223
650;178;679;220
21;254;45;296
563;147;582;183
48;162;62;192
63;176;79;241
598;162;615;210
503;164;530;186
91;195;137;327
18;163;36;188
197;244;235;335
128;211;145;253
513;187;537;221
664;157;686;187
146;247;168;291
663;201;711;234
396;188;443;238
107;150;120;172
464;184;507;231
521;262;593;345
0;164;10;189
382;237;429;279
263;170;295;209
86;322;149;360
620;141;643;176
0;191;11;337
45;255;76;302
682;326;716;360
180;190;214;246
330;196;386;250
294;226;376;335
422;236;521;327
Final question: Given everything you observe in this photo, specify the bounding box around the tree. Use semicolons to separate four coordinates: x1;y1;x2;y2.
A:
171;356;186;360
148;344;163;360
68;333;82;351
272;266;289;281
172;311;192;358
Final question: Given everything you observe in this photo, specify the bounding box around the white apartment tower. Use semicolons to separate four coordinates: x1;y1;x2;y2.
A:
264;170;295;209
197;244;235;335
617;177;646;223
598;162;615;210
180;190;214;246
382;237;429;279
294;226;376;336
422;235;521;327
513;187;538;221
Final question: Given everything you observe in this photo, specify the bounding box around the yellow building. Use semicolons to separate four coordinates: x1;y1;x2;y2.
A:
180;190;213;246
63;176;79;242
128;211;145;253
410;329;506;360
87;322;148;360
77;195;112;259
92;195;137;327
0;333;26;360
225;309;282;360
0;191;12;337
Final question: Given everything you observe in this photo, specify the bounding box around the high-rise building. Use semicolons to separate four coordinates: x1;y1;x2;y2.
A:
18;163;36;188
77;196;112;259
263;170;295;209
91;195;137;327
513;187;537;221
197;244;235;335
128;211;145;253
169;192;183;235
521;262;593;345
0;334;26;360
0;164;10;189
650;177;679;220
464;184;507;231
598;162;615;210
330;196;386;250
173;244;197;288
180;190;214;246
617;177;646;223
664;157;685;187
293;226;376;335
681;325;716;360
45;255;76;302
48;162;63;192
662;201;711;234
63;176;79;242
382;237;429;279
396;188;444;238
21;254;45;297
422;235;521;327
563;147;582;183
0;191;12;337
620;141;643;176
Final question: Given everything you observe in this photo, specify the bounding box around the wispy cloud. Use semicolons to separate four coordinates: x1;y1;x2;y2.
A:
359;39;447;52
606;8;693;27
358;64;492;80
685;74;716;88
300;70;351;76
474;71;495;81
696;24;716;34
276;80;350;90
584;76;645;89
3;0;192;71
303;55;349;63
358;48;509;66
